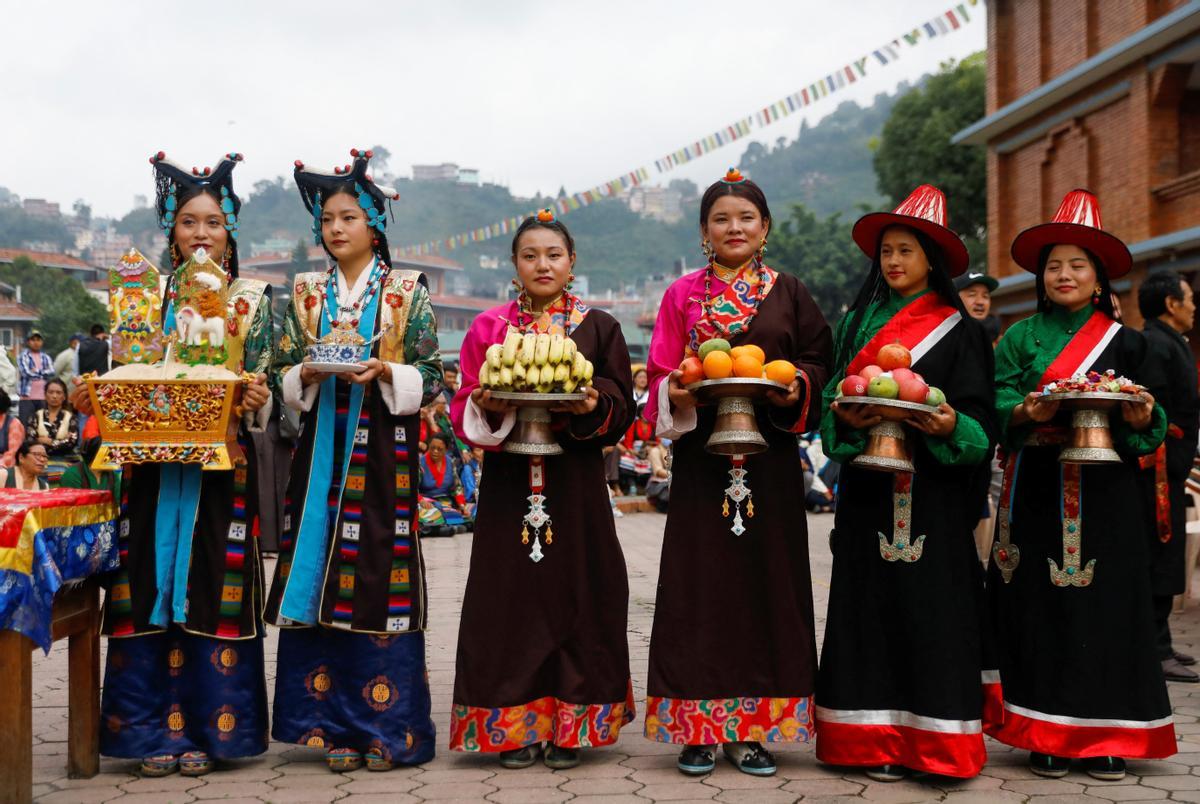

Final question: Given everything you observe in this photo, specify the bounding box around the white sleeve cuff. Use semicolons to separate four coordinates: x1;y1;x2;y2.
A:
464;396;516;447
282;364;319;413
242;395;273;433
378;364;423;416
655;376;697;439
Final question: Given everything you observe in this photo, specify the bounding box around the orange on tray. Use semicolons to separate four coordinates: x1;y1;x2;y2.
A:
732;354;764;378
764;360;797;385
702;350;734;379
730;344;765;363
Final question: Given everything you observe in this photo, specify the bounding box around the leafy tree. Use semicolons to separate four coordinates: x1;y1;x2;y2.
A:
769;203;867;319
874;52;987;267
73;200;92;226
0;255;108;352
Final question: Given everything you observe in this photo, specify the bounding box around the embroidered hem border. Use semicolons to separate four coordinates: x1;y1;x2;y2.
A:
643;695;814;745
986;702;1177;759
449;682;635;752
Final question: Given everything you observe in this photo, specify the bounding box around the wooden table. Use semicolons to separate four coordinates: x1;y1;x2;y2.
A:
0;578;101;804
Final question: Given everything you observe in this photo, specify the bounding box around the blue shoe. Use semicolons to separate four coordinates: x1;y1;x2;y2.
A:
677;745;716;775
723;742;777;776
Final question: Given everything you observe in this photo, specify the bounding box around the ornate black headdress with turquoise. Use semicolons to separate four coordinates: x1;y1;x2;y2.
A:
150;151;243;274
294;148;399;268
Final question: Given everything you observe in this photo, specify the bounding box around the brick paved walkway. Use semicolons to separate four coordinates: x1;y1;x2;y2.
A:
27;512;1200;802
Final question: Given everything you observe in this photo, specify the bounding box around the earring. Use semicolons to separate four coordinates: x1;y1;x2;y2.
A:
511;277;522;294
701;239;714;261
222;245;232;279
566;274;575;291
756;236;768;260
1092;286;1102;306
169;242;181;268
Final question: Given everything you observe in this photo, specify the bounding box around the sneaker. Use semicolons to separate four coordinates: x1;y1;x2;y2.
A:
499;743;541;769
544;744;580;770
1083;756;1126;781
677;745;716;775
1029;752;1069;778
866;764;907;782
722;742;776;776
1163;657;1200;683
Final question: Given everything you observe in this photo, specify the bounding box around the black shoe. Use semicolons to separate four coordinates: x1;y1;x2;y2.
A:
865;765;907;782
677;745;716;776
499;743;541;769
722;742;776;776
1029;752;1069;778
1176;650;1197;666
1083;756;1126;781
543;744;580;770
1164;657;1200;683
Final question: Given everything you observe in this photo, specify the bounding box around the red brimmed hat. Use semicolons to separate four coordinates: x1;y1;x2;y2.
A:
1010;189;1131;278
852;184;970;277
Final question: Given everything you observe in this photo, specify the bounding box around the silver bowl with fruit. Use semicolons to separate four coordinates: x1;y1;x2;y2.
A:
479;330;595;456
835;347;945;474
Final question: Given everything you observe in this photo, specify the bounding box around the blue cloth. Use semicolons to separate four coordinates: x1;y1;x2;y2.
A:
0;519;118;651
150;463;203;628
278;268;379;624
272;626;435;764
419;454;456;499
100;627;268;759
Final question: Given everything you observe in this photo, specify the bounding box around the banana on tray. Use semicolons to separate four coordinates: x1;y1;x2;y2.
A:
478;328;594;393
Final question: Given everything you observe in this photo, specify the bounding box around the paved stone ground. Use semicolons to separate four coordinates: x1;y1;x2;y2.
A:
27;511;1200;802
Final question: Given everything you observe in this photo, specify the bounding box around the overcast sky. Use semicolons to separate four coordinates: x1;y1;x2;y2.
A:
2;0;985;220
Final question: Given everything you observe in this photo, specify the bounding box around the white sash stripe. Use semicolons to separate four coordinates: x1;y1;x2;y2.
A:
1070;321;1122;377
1005;702;1173;731
816;705;981;735
981;670;1001;684
910;312;962;366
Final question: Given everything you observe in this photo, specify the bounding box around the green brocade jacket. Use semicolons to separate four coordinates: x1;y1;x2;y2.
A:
818;288;990;467
993;303;1165;454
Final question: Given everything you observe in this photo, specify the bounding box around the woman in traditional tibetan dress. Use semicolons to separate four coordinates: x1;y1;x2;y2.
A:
417;432;471;535
265;150;442;773
449;210;635;770
813;185;998;781
644;170;832;777
986;190;1174;781
95;152;275;777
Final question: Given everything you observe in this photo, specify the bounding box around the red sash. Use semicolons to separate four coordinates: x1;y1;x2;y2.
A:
846;293;960;377
1037;311;1121;389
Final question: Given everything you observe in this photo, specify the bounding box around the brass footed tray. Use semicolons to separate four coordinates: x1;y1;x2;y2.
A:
838;396;940;474
489;390;588;456
1042;390;1149;464
684;377;788;456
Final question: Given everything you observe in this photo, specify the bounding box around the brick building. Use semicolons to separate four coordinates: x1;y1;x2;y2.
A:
954;0;1200;330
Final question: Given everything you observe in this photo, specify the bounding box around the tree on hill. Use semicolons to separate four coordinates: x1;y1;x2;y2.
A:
0;205;73;250
769;203;867;320
873;53;987;268
0;255;108;352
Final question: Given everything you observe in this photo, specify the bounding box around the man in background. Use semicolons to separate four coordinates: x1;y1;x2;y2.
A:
18;331;54;421
54;332;82;384
1138;270;1199;684
77;323;110;377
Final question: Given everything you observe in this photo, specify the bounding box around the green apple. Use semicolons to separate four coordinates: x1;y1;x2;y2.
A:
925;386;946;406
698;338;731;359
867;375;899;399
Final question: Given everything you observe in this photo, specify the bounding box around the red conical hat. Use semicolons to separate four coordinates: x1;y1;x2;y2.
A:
852;184;970;277
1010;189;1131;277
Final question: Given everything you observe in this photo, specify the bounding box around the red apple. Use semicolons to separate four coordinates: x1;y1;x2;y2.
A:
860;365;884;382
840;375;868;396
897;377;930;404
877;342;912;371
890;367;916;385
678;356;704;386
